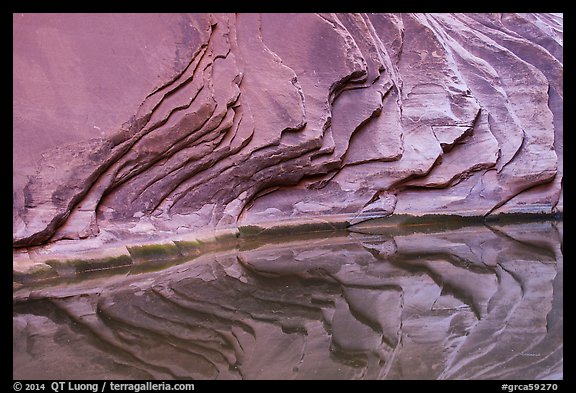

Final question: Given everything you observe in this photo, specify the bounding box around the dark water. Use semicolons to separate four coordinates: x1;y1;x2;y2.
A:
13;219;563;380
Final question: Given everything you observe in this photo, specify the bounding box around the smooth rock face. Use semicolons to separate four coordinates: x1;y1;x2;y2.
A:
13;220;563;379
13;13;563;247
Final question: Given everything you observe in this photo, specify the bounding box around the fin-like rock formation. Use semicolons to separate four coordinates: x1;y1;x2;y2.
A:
13;13;563;247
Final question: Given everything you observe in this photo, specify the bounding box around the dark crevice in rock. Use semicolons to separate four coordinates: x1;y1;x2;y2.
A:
484;171;557;217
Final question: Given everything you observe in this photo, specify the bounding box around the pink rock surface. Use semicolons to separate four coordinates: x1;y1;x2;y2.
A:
13;13;563;247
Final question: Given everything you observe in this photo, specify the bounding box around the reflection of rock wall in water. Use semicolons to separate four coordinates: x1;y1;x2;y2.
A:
13;13;563;247
13;221;563;379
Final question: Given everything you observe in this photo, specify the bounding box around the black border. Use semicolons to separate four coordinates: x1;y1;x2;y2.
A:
9;4;570;390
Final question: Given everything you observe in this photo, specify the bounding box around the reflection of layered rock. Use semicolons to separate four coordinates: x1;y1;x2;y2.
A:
13;221;562;380
13;13;563;248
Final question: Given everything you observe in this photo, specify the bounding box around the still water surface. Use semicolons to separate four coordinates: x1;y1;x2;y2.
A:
13;219;563;380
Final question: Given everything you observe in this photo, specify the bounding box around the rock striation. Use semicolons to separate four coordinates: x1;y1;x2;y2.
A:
13;13;563;248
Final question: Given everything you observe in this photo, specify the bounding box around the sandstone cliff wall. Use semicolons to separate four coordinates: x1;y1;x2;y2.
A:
13;13;563;247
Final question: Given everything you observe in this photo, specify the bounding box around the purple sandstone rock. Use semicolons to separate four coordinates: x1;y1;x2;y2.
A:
13;13;563;248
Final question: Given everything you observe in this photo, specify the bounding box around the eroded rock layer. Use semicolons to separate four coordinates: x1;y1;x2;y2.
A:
13;13;563;247
13;220;563;379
